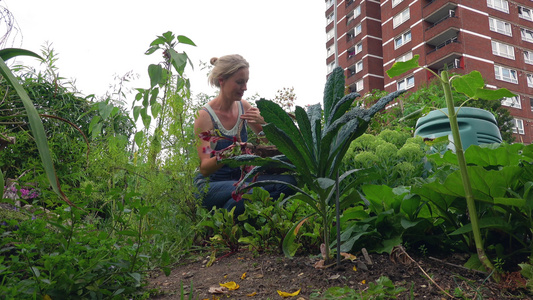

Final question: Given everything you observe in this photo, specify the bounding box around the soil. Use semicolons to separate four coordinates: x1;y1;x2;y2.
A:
146;247;528;300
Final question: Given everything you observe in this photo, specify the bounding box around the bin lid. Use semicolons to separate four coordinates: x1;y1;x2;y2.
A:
415;107;498;128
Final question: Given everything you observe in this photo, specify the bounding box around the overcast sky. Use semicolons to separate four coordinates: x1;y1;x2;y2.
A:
3;0;327;108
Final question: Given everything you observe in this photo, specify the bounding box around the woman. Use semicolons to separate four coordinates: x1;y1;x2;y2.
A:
193;54;296;215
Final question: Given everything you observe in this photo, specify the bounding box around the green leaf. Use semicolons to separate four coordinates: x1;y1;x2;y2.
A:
294;106;315;159
133;105;141;122
316;177;335;190
99;102;113;120
0;169;4;199
473;87;516;101
282;214;314;257
140;108;151;128
168;48;188;75
177;35;196;46
386;54;420;78
149;36;166;47
135;131;144;148
151;102;162;118
88;116;101;134
148;64;163;88
150;88;159;105
450;217;512;235
0;48;42;62
118;230;138;237
451;71;484;98
323;67;345;123
493;197;525;207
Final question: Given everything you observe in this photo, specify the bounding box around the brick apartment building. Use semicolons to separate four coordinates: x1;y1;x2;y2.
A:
325;0;533;144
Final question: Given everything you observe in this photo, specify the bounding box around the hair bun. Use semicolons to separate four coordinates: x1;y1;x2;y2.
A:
210;57;218;65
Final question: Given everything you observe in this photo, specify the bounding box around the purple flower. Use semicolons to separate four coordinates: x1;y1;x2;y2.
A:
20;189;30;197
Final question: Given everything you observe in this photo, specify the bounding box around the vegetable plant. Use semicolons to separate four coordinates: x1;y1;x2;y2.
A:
387;55;515;279
223;67;405;262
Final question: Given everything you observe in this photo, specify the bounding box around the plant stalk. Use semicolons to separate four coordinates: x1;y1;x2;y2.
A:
441;71;498;279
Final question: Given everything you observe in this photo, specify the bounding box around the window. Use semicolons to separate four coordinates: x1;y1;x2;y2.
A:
524;72;531;86
489;17;512;36
494;65;518;83
355;61;363;73
487;0;509;13
392;0;404;8
346;6;361;24
393;8;410;28
355;42;363;54
356;79;364;92
397;75;415;90
327;46;334;57
501;95;521;109
521;28;533;42
519;6;533;21
326;0;334;9
396;51;413;62
530;97;533;111
513;119;525;135
525;50;533;64
348;24;362;40
394;30;412;49
327;12;334;25
355;23;362;35
354;5;361;18
491;41;515;59
327;61;336;74
327;29;334;41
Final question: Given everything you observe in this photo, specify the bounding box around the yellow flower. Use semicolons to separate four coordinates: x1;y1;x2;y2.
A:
219;281;239;290
246;292;257;296
353;266;357;272
241;272;247;280
277;289;301;298
361;280;366;284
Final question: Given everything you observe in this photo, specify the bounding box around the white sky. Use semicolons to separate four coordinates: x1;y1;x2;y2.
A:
3;0;327;108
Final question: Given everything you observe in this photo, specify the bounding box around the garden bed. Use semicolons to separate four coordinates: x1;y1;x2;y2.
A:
147;249;526;299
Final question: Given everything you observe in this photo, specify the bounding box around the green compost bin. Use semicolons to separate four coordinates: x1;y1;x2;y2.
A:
414;107;502;151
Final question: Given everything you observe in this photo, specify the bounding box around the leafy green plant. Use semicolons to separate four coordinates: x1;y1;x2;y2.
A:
0;48;75;206
223;67;405;262
200;207;242;253
310;276;406;299
0;186;157;298
237;186;319;254
387;55;515;278
131;31;196;169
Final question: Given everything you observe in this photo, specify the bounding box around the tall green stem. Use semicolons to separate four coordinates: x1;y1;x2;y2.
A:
441;71;498;278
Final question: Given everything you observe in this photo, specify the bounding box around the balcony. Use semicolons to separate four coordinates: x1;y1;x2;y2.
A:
423;0;458;17
426;26;460;49
426;38;463;69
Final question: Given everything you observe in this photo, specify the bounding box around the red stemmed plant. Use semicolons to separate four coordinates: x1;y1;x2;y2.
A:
199;129;257;201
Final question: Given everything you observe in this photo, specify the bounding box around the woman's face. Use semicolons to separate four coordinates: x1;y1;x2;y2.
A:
220;68;249;101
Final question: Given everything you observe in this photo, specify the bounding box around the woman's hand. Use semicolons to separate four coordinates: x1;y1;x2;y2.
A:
240;107;265;124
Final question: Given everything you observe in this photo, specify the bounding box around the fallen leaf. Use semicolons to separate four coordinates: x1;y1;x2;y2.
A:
277;289;301;298
340;252;357;261
219;281;239;290
209;286;228;294
352;266;357;272
241;272;247;280
247;291;257;296
361;280;366;284
313;259;325;269
328;274;340;280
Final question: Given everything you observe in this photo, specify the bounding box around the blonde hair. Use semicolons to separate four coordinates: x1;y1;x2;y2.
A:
208;54;249;88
